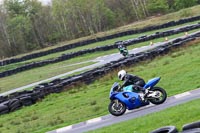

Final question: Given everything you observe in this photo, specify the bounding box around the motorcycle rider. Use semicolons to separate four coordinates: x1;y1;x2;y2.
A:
115;41;128;56
117;70;147;100
116;41;126;49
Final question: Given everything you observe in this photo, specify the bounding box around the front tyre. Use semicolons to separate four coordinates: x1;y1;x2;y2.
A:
149;87;167;105
108;100;126;116
122;52;127;57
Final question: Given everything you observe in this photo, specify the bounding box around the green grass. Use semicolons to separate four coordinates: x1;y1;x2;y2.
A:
127;28;200;50
0;61;96;93
2;20;199;71
0;40;199;133
88;98;200;133
0;28;199;92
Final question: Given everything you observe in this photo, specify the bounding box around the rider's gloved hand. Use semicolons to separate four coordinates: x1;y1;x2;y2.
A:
117;87;121;92
117;85;123;92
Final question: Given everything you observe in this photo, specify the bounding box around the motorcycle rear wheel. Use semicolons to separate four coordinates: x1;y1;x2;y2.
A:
108;100;126;116
148;87;167;105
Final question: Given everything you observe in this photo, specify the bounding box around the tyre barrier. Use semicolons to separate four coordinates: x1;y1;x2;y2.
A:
181;128;200;133
0;104;9;115
150;126;178;133
0;83;65;115
1;99;22;112
1;15;200;66
0;32;200;115
0;95;9;103
150;121;200;133
1;23;200;78
182;121;200;131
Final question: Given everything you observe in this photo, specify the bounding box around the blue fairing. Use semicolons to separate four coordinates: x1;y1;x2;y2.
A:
110;84;149;110
115;92;144;109
109;82;119;98
143;77;161;89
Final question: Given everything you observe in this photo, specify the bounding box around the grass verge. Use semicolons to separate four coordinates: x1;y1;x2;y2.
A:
88;98;200;133
0;39;199;133
0;61;96;93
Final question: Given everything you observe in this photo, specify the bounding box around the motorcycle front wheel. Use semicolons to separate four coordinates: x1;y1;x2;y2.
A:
122;53;128;57
108;100;126;116
148;87;167;105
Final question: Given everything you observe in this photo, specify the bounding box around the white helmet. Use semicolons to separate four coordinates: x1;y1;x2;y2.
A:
118;70;126;80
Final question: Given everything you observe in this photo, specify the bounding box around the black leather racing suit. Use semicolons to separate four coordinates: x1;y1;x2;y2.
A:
120;74;145;92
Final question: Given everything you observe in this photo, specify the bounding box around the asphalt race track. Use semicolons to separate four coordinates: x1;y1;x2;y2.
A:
48;88;200;133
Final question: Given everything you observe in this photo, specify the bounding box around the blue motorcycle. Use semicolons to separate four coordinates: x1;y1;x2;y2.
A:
108;77;167;116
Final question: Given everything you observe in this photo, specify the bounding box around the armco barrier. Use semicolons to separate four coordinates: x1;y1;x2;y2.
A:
0;23;200;78
1;15;200;66
0;31;199;115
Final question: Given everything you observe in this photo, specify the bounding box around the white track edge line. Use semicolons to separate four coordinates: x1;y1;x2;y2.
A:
57;125;72;133
174;92;191;99
86;117;102;124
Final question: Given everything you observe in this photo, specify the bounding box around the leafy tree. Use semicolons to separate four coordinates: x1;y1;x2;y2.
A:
0;0;199;57
174;0;198;10
7;15;33;53
4;0;46;54
52;0;115;38
147;0;169;14
4;0;26;16
0;6;11;57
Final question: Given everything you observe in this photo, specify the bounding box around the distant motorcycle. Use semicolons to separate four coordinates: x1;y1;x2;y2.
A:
118;46;129;57
115;41;129;57
108;77;167;116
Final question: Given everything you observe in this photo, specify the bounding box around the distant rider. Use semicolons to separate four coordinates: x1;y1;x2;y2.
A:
117;70;147;100
115;41;126;51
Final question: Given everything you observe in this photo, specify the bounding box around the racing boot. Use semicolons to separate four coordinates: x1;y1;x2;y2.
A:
133;85;147;102
139;88;148;102
139;93;145;101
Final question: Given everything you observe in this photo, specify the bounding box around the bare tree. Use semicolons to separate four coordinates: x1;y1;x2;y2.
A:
131;0;141;20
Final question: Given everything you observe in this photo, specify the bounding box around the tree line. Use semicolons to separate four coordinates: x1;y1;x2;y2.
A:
0;0;199;58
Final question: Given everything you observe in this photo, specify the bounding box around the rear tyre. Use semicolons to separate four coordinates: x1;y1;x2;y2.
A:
108;100;126;116
149;87;167;105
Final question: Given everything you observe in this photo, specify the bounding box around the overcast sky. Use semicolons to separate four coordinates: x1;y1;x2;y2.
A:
39;0;51;5
0;0;52;5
